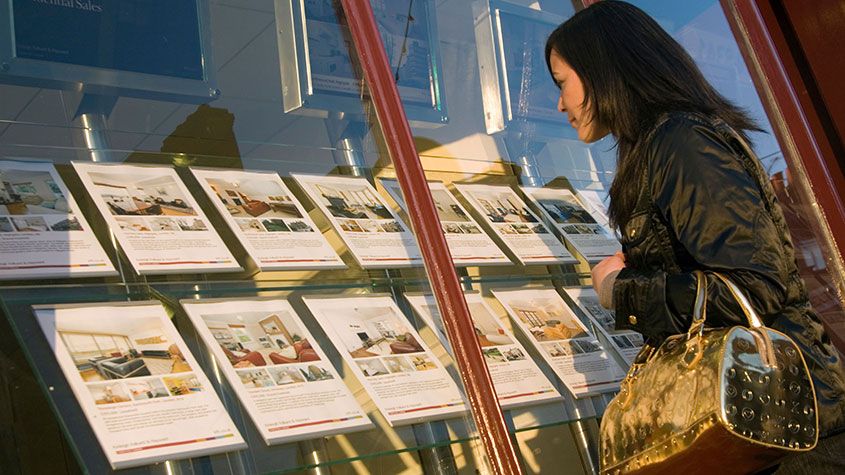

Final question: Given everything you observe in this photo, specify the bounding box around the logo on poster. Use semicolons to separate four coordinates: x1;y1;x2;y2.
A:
30;0;103;13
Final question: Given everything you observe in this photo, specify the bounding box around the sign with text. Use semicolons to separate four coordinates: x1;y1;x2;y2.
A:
73;162;241;275
293;174;422;269
12;0;203;79
0;160;116;279
492;288;626;397
563;287;643;366
521;187;620;262
33;301;246;469
302;294;465;426
453;183;576;265
3;0;214;102
191;168;345;271
181;298;372;444
380;179;510;266
405;292;560;409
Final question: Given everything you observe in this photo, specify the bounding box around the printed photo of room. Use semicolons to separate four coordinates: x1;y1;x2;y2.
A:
536;196;597;224
577;296;616;333
383;356;415;374
162;374;203;396
482;348;507;364
266;366;306;385
467;302;513;347
469;190;538;224
57;316;192;383
356;358;390;377
505;296;588;342
45;215;83;231
125;378;170;401
11;216;49;232
201;310;321;369
408;355;437;371
384;181;469;223
324;304;425;359
0;168;69;215
236;368;276;388
87;382;131;405
88;171;196;217
545;338;601;356
206;177;303;219
314;183;393;221
430;189;471;222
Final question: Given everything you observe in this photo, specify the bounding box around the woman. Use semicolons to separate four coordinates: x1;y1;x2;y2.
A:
545;1;845;472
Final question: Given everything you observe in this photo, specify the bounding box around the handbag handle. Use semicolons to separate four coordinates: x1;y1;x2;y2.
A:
687;271;764;336
686;270;776;368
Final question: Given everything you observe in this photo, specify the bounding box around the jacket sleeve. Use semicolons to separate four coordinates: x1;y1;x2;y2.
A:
612;117;791;340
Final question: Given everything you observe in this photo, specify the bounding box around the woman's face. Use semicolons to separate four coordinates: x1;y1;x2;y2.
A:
549;50;608;143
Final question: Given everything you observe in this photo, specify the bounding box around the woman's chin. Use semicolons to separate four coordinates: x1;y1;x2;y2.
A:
578;127;611;144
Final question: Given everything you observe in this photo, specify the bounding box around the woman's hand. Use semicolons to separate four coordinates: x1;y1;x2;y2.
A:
591;251;626;296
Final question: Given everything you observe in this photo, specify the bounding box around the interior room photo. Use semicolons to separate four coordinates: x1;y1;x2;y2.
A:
385;182;469;223
206;177;302;219
87;382;131;405
125;378;170;400
202;310;320;368
504;296;588;342
162;374;202;396
466;302;513;347
430;189;471;223
471;191;538;224
314;183;393;220
535;196;596;224
88;171;196;216
0;168;69;215
324;304;425;358
57;316;192;382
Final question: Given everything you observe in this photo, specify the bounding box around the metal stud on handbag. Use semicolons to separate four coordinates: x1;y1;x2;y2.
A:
600;271;818;475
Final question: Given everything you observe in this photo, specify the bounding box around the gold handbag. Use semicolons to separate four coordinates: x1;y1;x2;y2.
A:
600;271;818;475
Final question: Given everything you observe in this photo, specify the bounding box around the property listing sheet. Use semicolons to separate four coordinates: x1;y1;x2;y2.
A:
304;0;435;106
301;295;465;426
380;179;510;266
521;187;620;262
563;287;644;366
492;288;626;397
405;292;560;409
190;168;345;271
0;160;116;279
453;183;576;265
181;298;372;444
292;174;422;268
574;188;611;228
72;162;240;275
32;302;246;469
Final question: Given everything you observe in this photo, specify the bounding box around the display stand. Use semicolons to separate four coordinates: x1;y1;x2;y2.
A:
74;94;118;163
0;1;639;473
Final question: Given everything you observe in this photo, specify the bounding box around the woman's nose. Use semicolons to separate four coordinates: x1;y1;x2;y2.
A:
557;95;566;112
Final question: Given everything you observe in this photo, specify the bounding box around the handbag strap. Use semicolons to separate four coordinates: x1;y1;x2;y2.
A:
688;270;777;368
711;272;765;328
688;271;764;331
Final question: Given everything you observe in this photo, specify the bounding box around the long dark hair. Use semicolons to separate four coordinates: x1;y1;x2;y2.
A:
545;1;760;230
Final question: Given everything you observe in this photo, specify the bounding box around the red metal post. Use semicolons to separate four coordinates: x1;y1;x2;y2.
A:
336;1;523;474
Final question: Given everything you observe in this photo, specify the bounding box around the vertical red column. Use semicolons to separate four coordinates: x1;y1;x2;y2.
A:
337;1;522;473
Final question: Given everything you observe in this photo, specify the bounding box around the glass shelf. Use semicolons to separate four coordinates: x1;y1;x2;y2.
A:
0;271;610;474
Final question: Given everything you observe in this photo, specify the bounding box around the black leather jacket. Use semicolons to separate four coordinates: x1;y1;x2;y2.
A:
612;112;845;437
